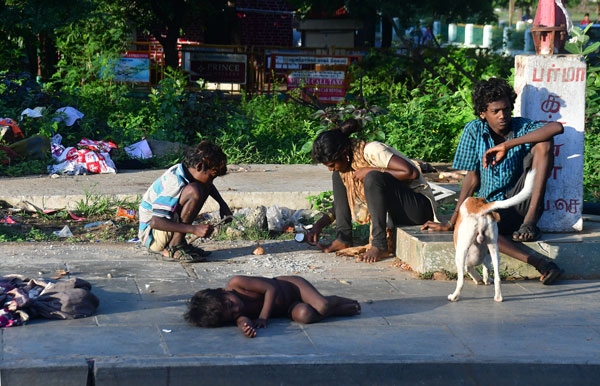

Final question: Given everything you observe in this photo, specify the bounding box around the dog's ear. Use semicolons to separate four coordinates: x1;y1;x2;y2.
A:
491;211;501;222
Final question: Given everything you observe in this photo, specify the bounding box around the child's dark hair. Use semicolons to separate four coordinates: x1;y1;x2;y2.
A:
311;118;362;164
184;288;227;327
472;78;517;118
183;141;227;176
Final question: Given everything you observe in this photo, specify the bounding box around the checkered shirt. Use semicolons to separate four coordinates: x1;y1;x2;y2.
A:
452;117;545;201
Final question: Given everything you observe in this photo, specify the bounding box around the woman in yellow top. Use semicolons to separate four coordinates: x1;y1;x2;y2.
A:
308;119;437;262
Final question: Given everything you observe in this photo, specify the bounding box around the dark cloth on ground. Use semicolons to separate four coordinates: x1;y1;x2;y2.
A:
0;275;99;327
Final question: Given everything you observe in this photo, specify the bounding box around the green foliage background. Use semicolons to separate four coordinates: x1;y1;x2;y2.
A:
0;0;598;201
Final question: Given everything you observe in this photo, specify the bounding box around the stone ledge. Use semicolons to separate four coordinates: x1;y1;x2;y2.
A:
395;218;600;279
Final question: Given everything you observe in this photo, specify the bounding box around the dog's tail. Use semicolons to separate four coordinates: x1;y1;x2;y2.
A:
483;169;537;214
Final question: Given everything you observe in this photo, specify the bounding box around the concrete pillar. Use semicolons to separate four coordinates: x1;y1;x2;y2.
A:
433;21;441;38
503;27;512;50
448;23;457;42
514;55;586;232
524;28;534;52
516;21;527;31
483;25;493;48
465;23;474;45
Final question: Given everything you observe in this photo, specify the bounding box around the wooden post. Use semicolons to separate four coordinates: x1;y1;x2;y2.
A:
509;0;515;27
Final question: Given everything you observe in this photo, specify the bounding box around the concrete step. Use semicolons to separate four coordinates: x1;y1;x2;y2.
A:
395;216;600;279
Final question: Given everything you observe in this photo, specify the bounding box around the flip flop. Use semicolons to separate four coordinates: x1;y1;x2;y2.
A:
161;244;207;263
184;243;212;258
539;261;563;285
513;222;541;242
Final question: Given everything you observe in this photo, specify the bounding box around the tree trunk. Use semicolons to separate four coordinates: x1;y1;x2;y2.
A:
40;32;58;81
381;15;392;48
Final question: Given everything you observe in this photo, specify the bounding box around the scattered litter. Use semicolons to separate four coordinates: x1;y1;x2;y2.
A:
366;299;373;304
49;136;117;175
42;209;59;215
84;220;113;230
116;207;136;219
162;329;172;333
127;237;139;243
107;273;112;279
339;279;351;285
38;271;43;276
12;200;41;212
0;216;17;224
52;107;84;126
20;107;44;119
252;243;265;255
124;139;152;160
53;225;73;238
69;212;86;221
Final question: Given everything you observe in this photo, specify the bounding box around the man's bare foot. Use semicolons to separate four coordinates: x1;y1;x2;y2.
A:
318;239;352;253
357;246;389;263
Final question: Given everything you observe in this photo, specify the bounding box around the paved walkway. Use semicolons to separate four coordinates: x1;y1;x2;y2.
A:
1;241;599;385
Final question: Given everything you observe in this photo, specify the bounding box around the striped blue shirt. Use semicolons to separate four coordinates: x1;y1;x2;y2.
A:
138;164;190;247
452;117;544;201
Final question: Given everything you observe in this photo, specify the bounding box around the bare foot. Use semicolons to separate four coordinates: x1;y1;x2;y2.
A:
357;246;389;263
325;296;361;316
318;239;352;253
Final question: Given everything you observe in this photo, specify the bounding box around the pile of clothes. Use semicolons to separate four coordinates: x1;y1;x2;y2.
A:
0;275;99;328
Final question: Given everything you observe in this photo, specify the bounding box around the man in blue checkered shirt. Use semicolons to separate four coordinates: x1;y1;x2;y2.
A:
423;78;563;284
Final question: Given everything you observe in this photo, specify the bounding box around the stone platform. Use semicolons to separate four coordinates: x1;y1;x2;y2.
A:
395;215;600;279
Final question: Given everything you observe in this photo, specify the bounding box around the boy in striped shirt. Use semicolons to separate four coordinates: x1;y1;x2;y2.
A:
138;141;232;262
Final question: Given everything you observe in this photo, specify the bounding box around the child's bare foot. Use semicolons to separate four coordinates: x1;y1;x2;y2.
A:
325;296;361;316
318;239;352;253
357;246;389;263
325;296;361;317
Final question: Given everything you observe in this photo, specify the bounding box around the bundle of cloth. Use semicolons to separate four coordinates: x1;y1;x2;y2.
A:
0;275;99;327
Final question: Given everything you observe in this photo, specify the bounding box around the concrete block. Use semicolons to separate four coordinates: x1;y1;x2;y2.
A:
0;360;88;386
395;221;600;278
3;326;167;360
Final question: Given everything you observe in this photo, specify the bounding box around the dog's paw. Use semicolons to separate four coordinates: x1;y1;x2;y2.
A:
494;295;503;302
447;294;459;302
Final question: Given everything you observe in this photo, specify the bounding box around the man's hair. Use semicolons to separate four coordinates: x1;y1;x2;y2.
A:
182;141;227;176
311;118;362;164
585;12;590;17
472;78;517;118
184;288;227;327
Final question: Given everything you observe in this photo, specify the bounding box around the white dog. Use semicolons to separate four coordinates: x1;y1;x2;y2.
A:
448;169;537;302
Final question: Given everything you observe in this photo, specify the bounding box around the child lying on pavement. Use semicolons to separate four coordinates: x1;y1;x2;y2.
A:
184;275;361;338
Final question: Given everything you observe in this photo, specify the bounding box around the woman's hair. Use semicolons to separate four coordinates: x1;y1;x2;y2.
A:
472;78;517;118
184;288;227;327
182;140;227;176
311;118;362;164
